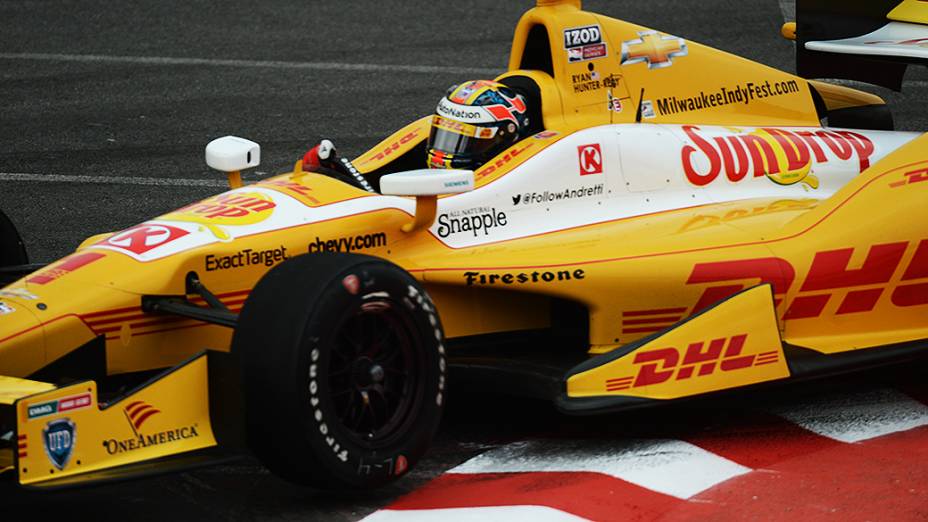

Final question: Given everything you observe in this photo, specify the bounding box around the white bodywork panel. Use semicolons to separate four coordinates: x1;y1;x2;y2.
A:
805;21;928;60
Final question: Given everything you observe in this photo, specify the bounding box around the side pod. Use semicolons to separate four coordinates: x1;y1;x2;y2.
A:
559;285;790;414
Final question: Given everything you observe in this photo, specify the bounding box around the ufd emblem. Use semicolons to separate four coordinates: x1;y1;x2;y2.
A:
43;418;76;470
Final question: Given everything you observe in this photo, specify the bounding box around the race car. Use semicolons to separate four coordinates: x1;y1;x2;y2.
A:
3;0;928;491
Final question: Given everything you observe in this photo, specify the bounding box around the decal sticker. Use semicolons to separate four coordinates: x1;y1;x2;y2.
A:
866;37;928;47
308;232;388;253
512;184;605;206
27;393;92;420
0;302;14;315
655;80;801;117
0;288;39;300
888;166;928;188
43;418;76;470
26;252;106;285
640;100;656;119
677;199;818;232
464;269;586;286
578;144;604;175
533;130;559;140
475;140;535;181
205;246;289;272
681;125;875;188
355;128;424;166
607;91;624;113
162;192;276;240
687;239;928;318
259;179;321;205
96;224;190;256
564;24;607;63
342;274;360;295
621;30;688;69
605;334;778;391
436;208;508;238
103;401;199;455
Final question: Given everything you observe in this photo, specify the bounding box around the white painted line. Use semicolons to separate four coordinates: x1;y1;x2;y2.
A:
778;0;795;22
450;439;750;499
0;52;499;76
772;388;928;443
0;172;227;188
362;506;589;522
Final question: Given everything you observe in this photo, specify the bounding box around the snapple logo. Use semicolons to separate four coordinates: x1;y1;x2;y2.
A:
436;208;507;238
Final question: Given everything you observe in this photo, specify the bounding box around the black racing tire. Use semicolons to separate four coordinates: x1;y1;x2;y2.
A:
0;208;28;268
232;253;446;489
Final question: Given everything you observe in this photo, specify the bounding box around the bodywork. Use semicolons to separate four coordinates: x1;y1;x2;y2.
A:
2;0;928;488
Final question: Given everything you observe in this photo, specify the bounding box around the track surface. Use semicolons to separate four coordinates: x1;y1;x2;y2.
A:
2;1;928;520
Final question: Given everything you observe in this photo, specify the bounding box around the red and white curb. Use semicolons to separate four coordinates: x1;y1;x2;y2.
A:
363;388;928;521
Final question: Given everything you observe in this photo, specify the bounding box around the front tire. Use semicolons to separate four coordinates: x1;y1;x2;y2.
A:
232;253;446;489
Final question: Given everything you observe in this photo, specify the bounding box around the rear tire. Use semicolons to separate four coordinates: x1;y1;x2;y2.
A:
232;253;446;489
0;209;29;287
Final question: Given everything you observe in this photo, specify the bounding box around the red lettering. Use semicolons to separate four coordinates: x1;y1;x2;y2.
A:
740;134;780;177
687;258;795;313
723;136;750;182
835;130;875;171
795;130;828;163
815;130;853;160
682;125;721;186
800;243;907;291
765;128;811;172
632;348;678;387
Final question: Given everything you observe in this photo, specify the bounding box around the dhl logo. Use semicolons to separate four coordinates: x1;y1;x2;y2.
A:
605;334;779;391
431;116;495;139
888;166;928;188
259;179;322;206
163;192;276;240
475;140;535;180
357;128;423;166
681;125;874;188
688;239;928;319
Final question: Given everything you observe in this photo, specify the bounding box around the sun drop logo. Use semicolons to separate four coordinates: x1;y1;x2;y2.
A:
162;192;276;240
681;125;874;189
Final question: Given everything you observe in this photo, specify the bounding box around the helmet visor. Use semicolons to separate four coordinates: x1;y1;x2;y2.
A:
428;116;503;157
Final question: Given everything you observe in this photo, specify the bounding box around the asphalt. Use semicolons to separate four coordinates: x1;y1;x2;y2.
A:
1;0;927;519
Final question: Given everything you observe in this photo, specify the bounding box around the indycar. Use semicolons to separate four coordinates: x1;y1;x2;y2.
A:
2;0;928;491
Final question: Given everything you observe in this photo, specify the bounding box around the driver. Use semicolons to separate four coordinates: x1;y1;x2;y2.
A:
301;80;530;190
427;80;530;170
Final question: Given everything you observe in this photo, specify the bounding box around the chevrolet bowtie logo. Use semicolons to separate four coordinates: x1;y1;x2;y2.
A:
621;30;688;69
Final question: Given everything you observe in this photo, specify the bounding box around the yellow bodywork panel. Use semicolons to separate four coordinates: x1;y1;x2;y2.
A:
567;284;789;400
354;116;431;174
15;353;216;486
809;80;886;111
889;0;928;24
0;376;54;405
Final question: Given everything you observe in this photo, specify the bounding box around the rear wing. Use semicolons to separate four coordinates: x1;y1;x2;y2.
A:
797;0;928;91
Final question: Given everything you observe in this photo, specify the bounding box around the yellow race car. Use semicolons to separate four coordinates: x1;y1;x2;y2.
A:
3;0;928;491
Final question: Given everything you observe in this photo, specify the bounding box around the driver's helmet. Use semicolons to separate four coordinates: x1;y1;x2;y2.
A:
428;80;529;170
